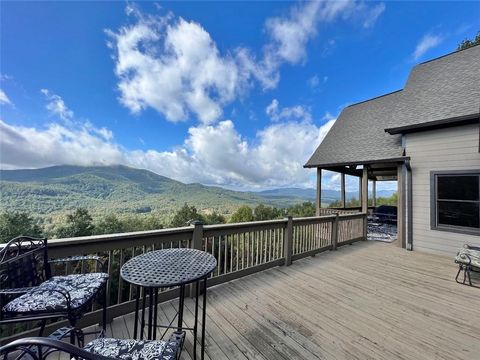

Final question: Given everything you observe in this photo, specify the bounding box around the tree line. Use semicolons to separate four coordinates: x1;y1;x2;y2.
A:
0;202;316;243
0;192;398;243
327;192;397;208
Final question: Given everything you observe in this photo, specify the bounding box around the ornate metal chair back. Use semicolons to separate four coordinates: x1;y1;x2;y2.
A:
0;337;111;360
0;236;51;291
0;236;51;320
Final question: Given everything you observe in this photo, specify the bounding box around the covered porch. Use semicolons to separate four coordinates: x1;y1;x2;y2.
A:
314;159;411;249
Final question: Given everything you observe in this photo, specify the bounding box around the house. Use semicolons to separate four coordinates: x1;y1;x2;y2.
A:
305;44;480;257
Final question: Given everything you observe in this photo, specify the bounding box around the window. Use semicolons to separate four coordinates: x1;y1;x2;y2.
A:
431;171;480;235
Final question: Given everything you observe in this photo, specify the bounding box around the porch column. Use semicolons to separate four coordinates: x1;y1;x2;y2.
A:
358;176;362;205
340;173;346;208
372;179;376;207
361;166;368;213
316;168;322;216
397;163;406;248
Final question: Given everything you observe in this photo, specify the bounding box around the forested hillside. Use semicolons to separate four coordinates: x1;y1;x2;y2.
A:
0;165;311;221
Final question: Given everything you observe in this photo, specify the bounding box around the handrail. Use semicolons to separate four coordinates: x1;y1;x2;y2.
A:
0;212;367;342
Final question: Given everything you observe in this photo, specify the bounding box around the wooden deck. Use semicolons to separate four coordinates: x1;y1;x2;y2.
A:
86;241;480;360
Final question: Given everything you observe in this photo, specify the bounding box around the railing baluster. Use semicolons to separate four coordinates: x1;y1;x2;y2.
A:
217;235;221;277
230;234;234;270
106;251;113;306
10;214;366;340
224;234;227;275
117;249;125;304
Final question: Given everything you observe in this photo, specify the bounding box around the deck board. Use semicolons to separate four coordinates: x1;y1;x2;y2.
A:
99;241;479;359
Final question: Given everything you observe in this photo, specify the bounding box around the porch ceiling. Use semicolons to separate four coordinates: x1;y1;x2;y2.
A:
324;162;399;181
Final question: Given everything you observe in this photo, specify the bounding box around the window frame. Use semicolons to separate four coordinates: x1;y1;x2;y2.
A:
430;170;480;236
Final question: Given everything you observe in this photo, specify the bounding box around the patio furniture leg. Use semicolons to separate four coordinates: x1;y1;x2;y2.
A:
38;319;47;336
202;277;207;360
178;284;185;332
455;265;463;283
193;279;199;360
134;285;140;339
467;266;472;286
141;288;146;340
67;317;78;345
148;288;153;340
153;288;158;340
70;327;75;345
102;286;107;335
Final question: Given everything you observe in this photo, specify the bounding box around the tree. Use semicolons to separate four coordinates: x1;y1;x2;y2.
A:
56;208;94;238
0;211;42;243
287;202;316;217
328;198;360;208
139;216;164;231
95;214;125;235
229;205;254;223
203;211;226;225
253;204;281;221
376;192;398;206
170;203;204;227
457;31;480;51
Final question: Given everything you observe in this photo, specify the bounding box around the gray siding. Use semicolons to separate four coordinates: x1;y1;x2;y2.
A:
406;124;480;257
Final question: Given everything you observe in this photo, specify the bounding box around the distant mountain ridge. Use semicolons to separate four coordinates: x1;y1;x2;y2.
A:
0;165;312;220
0;165;395;221
257;187;395;201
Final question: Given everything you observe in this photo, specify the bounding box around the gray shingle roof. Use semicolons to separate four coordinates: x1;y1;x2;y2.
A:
305;45;480;168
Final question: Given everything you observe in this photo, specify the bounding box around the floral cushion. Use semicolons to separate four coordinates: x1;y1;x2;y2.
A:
455;247;480;268
84;338;171;360
2;273;108;313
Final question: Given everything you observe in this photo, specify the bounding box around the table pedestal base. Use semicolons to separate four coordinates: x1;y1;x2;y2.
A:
133;277;209;360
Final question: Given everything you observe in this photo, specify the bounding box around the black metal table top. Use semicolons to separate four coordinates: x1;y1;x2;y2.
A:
120;248;217;288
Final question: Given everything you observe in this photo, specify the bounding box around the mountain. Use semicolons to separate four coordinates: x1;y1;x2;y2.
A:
0;165;311;221
258;187;316;199
258;188;356;201
257;187;396;202
0;165;397;223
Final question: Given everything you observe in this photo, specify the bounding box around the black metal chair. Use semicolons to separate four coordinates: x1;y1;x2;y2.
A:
455;244;480;287
0;331;185;360
0;236;108;340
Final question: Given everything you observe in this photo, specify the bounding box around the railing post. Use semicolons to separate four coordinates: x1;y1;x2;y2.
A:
332;214;339;251
191;220;204;250
190;220;204;297
363;213;368;240
284;216;293;266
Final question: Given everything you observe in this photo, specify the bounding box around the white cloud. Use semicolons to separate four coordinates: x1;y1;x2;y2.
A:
308;74;328;89
40;89;74;122
0;120;123;170
0;117;336;189
265;99;312;122
125;117;336;188
106;1;385;124
413;33;443;60
264;1;385;65
106;15;243;124
265;1;324;65
308;75;320;88
0;89;12;105
361;2;385;29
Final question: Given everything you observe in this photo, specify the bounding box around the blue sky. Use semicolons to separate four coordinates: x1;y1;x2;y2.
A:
1;1;479;191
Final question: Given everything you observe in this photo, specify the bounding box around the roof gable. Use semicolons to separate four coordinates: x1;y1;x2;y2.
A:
306;45;480;168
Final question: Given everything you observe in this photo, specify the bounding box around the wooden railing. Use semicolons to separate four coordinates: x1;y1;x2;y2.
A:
1;213;367;342
318;208;359;215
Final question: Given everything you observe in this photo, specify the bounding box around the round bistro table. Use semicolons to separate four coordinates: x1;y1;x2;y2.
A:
120;248;217;360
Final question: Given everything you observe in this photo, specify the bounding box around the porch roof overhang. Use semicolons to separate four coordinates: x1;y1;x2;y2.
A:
305;156;410;181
